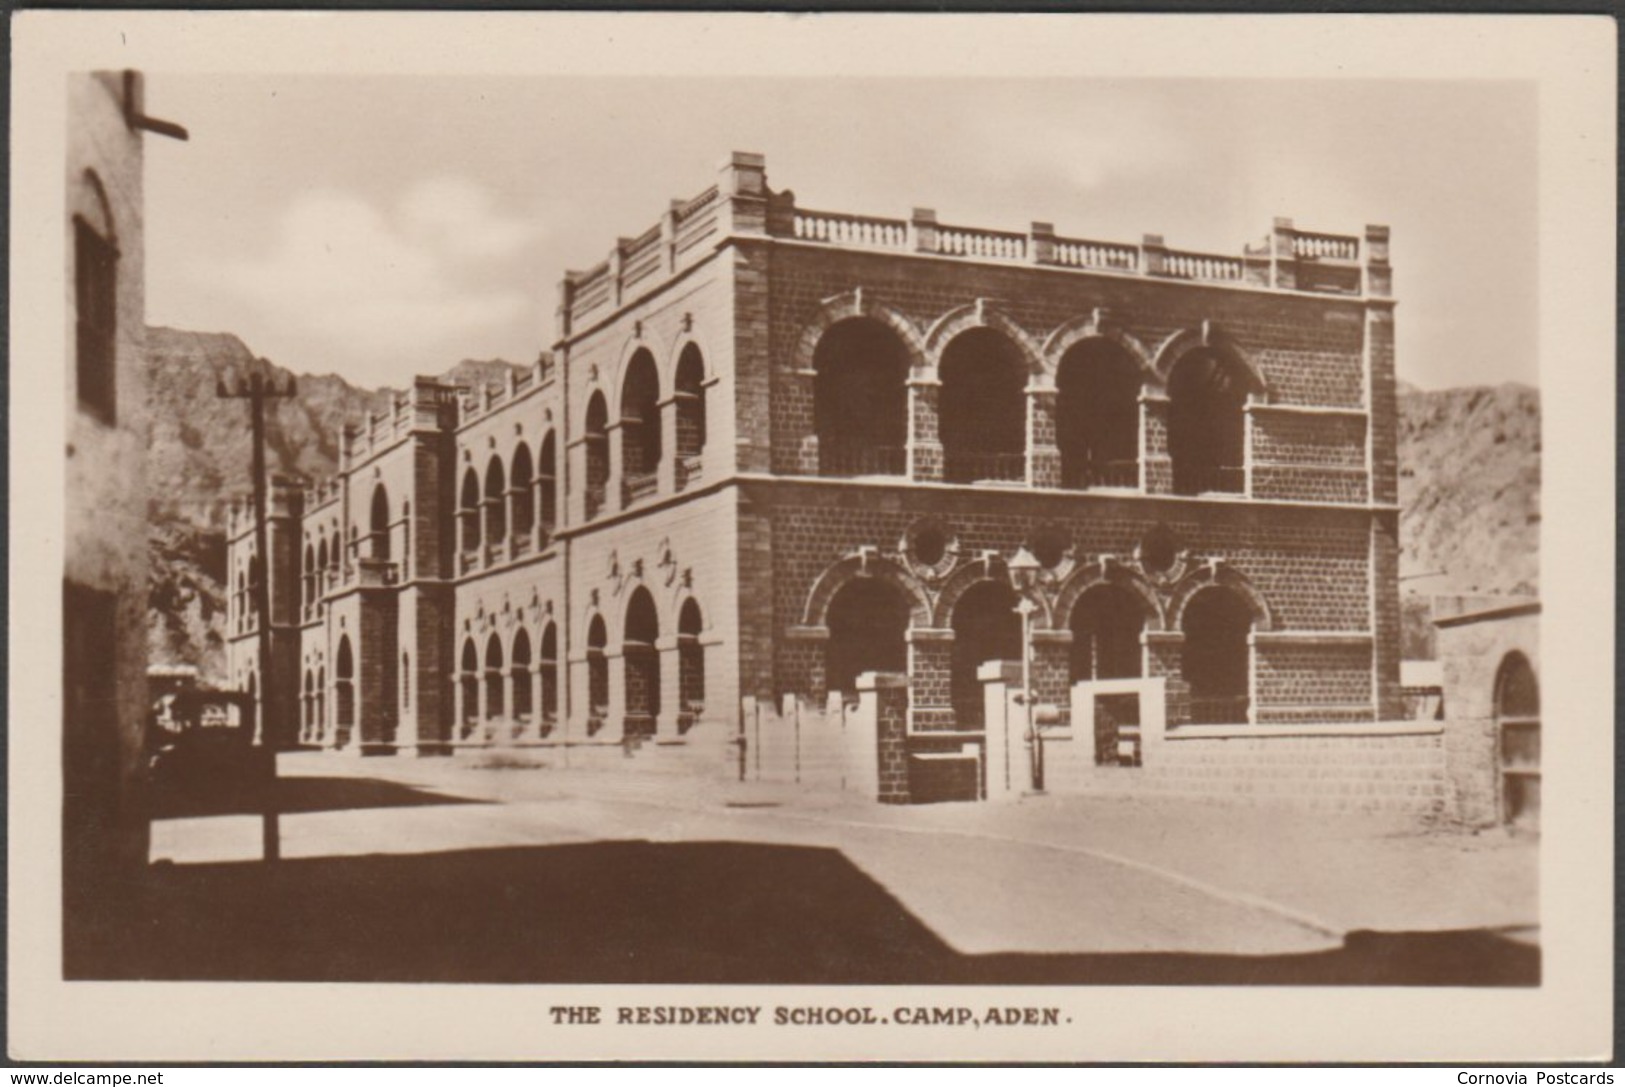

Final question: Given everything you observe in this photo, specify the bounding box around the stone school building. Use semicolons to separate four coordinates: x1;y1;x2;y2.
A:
227;151;1440;809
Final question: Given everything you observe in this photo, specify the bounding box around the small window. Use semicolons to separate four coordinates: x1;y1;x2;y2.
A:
74;216;118;424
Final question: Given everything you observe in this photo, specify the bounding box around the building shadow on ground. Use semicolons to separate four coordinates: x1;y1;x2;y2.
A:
68;840;1538;986
148;775;488;820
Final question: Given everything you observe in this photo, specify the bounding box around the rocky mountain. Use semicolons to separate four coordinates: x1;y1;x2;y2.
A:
141;326;1540;679
1396;381;1540;657
143;326;524;680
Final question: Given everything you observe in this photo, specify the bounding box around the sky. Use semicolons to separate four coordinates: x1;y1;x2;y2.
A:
142;75;1537;391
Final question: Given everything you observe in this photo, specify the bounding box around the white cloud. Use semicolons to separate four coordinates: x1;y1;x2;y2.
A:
203;181;542;382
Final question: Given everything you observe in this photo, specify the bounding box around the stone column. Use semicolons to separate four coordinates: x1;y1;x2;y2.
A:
606;420;627;512
855;671;909;804
658;395;681;495
1031;628;1072;726
1027;376;1060;489
1141;394;1173;495
655;634;683;742
606;649;628;742
907;377;943;482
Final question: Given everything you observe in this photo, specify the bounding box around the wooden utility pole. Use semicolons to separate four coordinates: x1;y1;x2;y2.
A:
217;363;297;860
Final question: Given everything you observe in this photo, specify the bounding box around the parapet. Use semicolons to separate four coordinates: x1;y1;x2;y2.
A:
557;151;1391;339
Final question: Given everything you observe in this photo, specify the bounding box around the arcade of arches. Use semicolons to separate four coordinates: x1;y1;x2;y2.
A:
806;316;1259;494
812;566;1256;730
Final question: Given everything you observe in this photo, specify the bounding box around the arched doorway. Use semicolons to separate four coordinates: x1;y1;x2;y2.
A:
511;629;533;731
484;633;505;724
1168;349;1252;495
483;457;507;549
459;468;482;555
586;615;608;735
510;443;534;547
677;598;705;733
826;577;911;700
539;622;559;735
814;318;909;477
1495;652;1540;828
620;350;662;505
940;329;1027;483
334;637;355;747
1057;340;1141;489
369;484;391;560
1070;584;1147;682
583;393;609;519
1181;587;1252;723
950;580;1021;729
538;432;558;541
459;639;479;741
674;344;707;488
623;588;660;738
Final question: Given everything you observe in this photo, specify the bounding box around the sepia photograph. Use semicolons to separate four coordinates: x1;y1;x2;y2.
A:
12;11;1615;1065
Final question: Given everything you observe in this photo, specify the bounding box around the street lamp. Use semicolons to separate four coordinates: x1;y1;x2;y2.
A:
1007;546;1044;794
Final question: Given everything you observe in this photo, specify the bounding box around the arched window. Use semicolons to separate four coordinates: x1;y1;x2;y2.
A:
484;633;505;722
459;468;482;554
1168;349;1253;495
335;637;356;745
620;350;662;505
623;588;660;737
369;484;391;560
814;318;908;477
538;431;558;541
510;443;534;548
940;329;1027;484
316;539;328;588
1057;340;1141;489
674;344;707;489
586;615;609;734
459;639;479;740
1070;584;1147;683
1181;587;1252;723
303;544;316;608
584;393;609;520
73;174;119;425
950;580;1021;729
677;598;705;732
826;578;912;700
484;456;507;549
539;622;560;735
1495;652;1540;827
511;628;533;726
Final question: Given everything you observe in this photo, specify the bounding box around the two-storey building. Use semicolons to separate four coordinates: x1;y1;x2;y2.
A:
228;151;1409;805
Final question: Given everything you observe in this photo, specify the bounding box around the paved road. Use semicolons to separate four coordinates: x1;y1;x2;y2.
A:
126;752;1539;985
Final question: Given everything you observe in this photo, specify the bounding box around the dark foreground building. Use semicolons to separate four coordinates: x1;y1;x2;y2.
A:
229;152;1436;809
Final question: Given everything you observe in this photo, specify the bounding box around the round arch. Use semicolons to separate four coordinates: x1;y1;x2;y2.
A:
1041;317;1155;380
923;302;1043;376
1151;324;1268;395
1166;563;1274;633
792;289;925;375
801;553;932;630
935;556;1054;630
1055;561;1167;632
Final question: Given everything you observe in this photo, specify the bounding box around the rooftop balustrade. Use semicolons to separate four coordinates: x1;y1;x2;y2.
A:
558;152;1387;337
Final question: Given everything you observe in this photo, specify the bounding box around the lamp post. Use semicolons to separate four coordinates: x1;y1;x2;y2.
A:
1007;546;1044;794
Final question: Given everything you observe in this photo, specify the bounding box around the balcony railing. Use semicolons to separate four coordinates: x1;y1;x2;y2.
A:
1062;459;1139;490
819;444;906;478
944;450;1026;484
622;471;659;506
511;534;533;559
459;549;478;576
1187;695;1251;725
1174;465;1246;496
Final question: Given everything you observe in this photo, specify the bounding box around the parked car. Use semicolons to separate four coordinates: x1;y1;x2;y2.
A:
148;690;272;815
